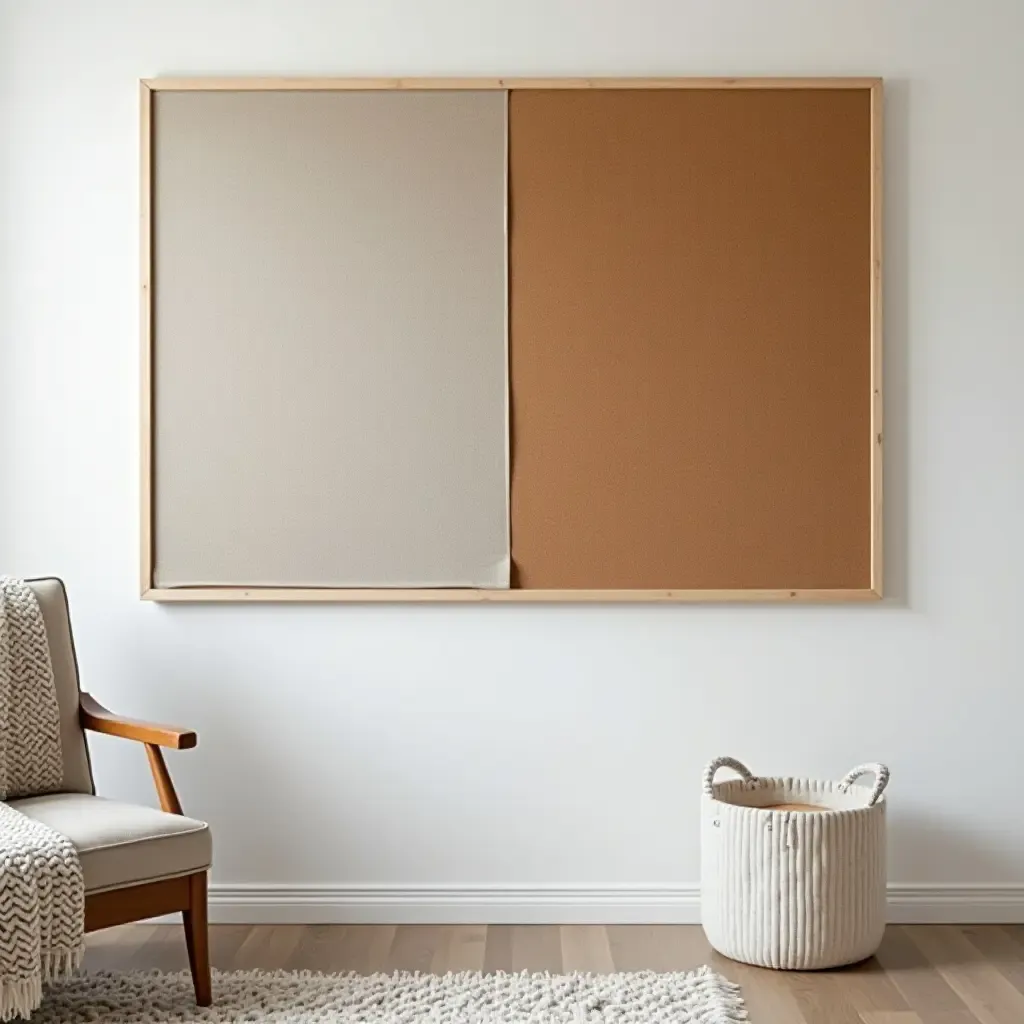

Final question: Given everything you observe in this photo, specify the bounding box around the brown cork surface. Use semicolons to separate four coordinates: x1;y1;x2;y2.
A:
508;88;872;590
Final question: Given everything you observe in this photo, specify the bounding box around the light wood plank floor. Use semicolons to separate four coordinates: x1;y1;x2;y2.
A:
85;924;1024;1023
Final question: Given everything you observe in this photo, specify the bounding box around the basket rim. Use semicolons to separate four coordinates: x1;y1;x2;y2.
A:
705;775;887;813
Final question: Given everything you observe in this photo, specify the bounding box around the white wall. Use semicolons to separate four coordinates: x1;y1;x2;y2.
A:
2;0;1023;920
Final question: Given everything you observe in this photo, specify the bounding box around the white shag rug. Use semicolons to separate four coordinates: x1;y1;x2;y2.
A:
33;967;747;1022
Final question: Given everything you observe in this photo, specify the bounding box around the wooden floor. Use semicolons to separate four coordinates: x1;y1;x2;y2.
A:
85;923;1024;1023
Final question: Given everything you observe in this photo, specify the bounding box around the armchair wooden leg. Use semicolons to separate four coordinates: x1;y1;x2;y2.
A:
182;871;212;1006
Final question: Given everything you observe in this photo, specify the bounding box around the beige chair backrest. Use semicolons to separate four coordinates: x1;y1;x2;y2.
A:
25;577;95;794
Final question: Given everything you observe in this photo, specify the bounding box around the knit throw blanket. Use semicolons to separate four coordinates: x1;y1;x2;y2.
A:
0;578;84;1020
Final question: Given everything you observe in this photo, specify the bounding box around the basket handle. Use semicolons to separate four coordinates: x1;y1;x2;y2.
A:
838;762;890;806
703;756;757;797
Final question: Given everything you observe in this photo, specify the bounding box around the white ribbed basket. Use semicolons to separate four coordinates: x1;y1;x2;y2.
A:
701;756;889;971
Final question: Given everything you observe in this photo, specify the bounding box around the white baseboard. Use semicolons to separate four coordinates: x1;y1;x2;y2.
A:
201;884;1024;926
207;885;697;925
887;885;1024;924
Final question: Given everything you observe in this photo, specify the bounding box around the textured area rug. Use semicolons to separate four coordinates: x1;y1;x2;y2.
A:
35;967;747;1022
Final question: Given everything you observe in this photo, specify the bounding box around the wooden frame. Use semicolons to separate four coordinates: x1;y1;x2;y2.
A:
141;76;883;604
80;694;211;1006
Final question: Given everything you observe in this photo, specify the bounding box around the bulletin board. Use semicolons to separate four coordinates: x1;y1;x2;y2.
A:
141;77;882;603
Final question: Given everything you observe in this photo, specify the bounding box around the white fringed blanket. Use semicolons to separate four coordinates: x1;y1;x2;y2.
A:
0;578;84;1020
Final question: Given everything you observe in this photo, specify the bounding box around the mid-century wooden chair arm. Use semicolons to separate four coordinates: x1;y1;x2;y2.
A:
79;693;198;815
79;692;198;750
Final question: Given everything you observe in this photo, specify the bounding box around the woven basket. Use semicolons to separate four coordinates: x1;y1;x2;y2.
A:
700;756;889;970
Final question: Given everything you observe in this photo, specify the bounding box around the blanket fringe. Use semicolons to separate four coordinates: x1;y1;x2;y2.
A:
0;945;83;1021
41;943;84;983
0;977;43;1022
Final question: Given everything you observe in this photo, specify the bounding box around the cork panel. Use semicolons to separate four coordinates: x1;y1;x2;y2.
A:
509;88;872;590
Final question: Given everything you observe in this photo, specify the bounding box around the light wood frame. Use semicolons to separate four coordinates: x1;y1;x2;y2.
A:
141;76;883;604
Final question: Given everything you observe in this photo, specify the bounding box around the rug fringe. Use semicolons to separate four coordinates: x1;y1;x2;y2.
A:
695;965;749;1023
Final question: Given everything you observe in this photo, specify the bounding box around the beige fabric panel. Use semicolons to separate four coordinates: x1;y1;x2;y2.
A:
152;90;509;588
508;89;872;590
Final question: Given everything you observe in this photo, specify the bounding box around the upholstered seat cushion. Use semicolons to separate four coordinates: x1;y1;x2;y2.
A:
8;794;211;894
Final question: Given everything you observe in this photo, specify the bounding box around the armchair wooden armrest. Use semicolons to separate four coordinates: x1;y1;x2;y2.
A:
80;692;197;749
79;692;197;816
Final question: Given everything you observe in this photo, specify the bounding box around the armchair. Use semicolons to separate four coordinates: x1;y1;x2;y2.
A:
12;579;212;1005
